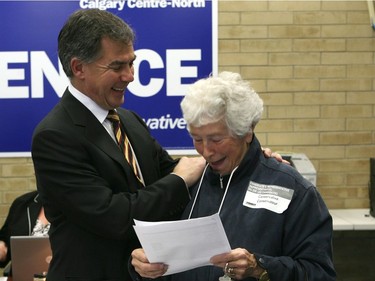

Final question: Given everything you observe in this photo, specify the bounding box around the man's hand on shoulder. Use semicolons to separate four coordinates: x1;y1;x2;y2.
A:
172;156;206;187
262;147;290;164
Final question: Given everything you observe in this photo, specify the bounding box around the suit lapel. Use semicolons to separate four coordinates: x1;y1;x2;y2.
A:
60;90;129;171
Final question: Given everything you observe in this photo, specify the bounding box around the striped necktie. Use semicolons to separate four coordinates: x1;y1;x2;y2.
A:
107;110;144;186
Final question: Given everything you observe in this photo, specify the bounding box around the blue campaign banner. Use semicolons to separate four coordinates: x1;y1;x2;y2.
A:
0;0;217;156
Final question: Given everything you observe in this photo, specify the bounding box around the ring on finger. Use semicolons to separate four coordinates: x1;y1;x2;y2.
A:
228;267;235;277
224;262;229;273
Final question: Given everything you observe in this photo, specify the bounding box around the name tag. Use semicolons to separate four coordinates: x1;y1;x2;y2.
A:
243;181;294;214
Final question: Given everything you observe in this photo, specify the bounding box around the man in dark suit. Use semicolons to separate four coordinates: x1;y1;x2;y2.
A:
31;9;206;281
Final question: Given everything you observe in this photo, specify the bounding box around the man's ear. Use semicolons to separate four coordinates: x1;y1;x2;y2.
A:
70;58;85;79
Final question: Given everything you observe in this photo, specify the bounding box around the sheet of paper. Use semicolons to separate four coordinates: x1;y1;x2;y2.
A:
133;213;231;275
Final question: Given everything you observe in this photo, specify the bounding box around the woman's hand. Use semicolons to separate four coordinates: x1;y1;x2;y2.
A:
131;248;168;279
210;248;265;280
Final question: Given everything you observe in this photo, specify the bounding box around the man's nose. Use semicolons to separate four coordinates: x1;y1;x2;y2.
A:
121;66;134;82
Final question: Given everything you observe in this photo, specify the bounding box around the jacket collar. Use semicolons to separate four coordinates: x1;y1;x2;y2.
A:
60;89;129;170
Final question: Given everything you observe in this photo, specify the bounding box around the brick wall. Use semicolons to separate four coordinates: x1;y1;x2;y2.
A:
0;157;36;224
0;1;374;223
218;0;375;210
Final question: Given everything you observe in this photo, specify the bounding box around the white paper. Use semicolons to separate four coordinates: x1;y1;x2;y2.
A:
133;213;231;275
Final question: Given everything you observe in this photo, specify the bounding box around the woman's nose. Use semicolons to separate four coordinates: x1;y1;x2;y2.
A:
201;141;214;158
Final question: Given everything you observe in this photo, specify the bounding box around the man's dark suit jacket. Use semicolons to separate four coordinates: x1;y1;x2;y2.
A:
31;89;190;281
0;190;42;268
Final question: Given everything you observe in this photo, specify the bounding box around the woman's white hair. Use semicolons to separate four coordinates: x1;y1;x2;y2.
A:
180;71;263;137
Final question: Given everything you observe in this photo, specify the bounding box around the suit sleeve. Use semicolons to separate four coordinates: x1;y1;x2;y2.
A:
31;114;189;241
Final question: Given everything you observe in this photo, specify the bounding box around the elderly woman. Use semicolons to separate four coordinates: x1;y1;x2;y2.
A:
131;72;336;281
